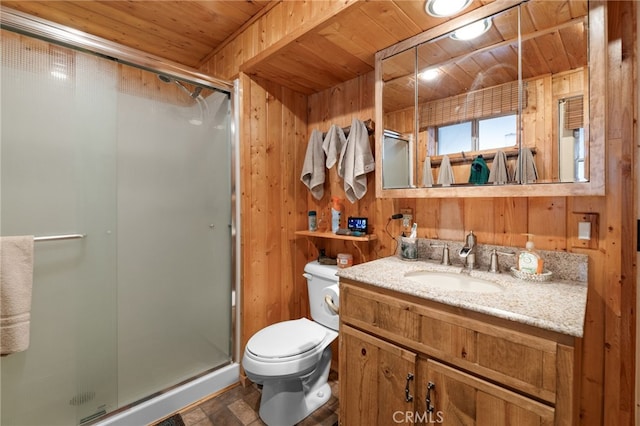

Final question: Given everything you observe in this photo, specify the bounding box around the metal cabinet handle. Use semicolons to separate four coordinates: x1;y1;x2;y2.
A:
405;373;414;402
425;381;435;413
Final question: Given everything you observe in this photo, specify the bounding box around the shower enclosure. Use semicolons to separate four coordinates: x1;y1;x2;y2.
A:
1;12;237;426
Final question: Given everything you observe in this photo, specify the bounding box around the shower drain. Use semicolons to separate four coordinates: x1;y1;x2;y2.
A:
69;390;95;406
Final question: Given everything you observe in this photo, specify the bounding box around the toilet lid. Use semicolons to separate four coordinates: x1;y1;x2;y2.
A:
247;318;327;359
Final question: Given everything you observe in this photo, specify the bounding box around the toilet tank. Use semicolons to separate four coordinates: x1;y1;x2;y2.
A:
303;261;339;331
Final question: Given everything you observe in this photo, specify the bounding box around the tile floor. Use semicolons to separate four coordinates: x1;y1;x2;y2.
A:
161;371;339;426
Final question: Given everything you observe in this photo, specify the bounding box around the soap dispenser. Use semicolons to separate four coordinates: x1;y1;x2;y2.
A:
518;233;544;274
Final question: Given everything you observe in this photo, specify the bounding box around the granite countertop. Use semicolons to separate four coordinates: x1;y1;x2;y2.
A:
336;256;587;337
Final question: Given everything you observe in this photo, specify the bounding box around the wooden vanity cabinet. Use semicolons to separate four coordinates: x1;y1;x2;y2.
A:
338;279;577;425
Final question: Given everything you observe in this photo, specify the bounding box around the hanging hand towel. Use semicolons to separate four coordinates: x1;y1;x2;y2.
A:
341;119;375;203
514;147;538;183
1;236;34;355
437;155;455;187
322;124;347;172
468;155;489;185
422;156;434;187
488;150;510;184
300;129;326;200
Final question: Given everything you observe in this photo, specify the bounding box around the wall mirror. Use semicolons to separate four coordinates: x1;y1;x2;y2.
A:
375;0;604;198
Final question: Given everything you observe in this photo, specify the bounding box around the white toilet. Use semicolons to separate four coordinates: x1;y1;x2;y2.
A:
242;261;340;426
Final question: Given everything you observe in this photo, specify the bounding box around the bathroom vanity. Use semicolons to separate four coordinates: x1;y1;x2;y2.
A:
336;257;587;425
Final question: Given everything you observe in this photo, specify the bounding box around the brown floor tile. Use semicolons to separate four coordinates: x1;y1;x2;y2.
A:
182;407;208;425
178;372;338;426
227;399;260;425
190;417;215;426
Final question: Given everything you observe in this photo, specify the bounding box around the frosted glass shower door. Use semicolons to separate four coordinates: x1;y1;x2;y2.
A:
1;32;119;425
1;30;234;425
115;71;233;406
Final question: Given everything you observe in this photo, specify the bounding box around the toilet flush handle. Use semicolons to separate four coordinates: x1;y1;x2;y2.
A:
324;295;339;315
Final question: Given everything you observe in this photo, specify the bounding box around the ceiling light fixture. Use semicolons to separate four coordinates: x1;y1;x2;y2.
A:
450;18;493;41
419;68;440;81
425;0;473;18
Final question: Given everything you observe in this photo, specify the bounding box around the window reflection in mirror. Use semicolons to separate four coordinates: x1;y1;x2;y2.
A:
416;6;520;186
437;114;516;155
380;0;589;190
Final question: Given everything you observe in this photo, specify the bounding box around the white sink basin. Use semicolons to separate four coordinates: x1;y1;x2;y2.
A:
404;271;503;293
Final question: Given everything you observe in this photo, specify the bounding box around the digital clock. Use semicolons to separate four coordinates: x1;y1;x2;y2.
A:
347;217;368;234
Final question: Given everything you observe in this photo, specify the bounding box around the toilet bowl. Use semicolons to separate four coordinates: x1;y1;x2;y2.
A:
242;261;339;426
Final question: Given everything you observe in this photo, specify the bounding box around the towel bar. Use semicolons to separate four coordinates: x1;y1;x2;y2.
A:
34;234;86;242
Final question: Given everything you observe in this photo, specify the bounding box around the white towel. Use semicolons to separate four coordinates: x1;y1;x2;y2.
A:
488;150;510;184
514;147;538;183
341;119;375;203
1;236;34;355
322;124;347;172
300;129;326;200
422;156;434;187
437;155;455;187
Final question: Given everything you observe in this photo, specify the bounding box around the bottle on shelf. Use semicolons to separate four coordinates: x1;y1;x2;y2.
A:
330;196;343;234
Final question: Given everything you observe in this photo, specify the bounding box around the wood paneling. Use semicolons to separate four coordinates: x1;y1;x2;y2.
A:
238;72;309;351
1;0;274;68
234;3;634;420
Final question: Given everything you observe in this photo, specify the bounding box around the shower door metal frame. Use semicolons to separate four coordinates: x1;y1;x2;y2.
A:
0;0;241;407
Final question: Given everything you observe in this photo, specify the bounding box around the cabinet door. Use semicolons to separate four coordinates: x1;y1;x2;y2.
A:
417;358;555;426
339;325;417;426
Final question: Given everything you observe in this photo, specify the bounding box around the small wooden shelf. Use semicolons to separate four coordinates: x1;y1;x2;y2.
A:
295;230;377;242
295;230;377;262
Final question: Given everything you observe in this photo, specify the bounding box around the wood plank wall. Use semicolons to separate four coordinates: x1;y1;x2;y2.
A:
202;1;635;424
237;73;309;343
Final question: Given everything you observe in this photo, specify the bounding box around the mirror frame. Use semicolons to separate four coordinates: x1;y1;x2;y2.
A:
375;0;604;198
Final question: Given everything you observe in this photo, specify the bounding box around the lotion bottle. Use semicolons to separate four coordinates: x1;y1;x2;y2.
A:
518;233;544;274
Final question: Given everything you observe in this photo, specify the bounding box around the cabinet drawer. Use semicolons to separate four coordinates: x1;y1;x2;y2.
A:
419;315;477;363
341;282;420;341
418;314;559;402
419;358;555;425
476;332;557;398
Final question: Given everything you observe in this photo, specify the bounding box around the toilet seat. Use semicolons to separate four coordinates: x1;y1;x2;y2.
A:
242;318;338;378
246;318;327;359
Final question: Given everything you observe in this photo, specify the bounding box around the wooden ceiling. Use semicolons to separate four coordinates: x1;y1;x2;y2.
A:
1;0;586;98
1;0;275;69
383;0;588;112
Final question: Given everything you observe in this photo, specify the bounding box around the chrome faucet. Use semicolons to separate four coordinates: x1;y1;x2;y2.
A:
459;230;477;269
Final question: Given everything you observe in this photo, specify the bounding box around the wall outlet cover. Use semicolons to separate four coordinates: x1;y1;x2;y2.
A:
571;212;599;250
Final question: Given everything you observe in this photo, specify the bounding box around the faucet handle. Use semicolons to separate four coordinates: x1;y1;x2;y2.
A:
465;230;477;248
430;243;451;265
488;249;515;273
